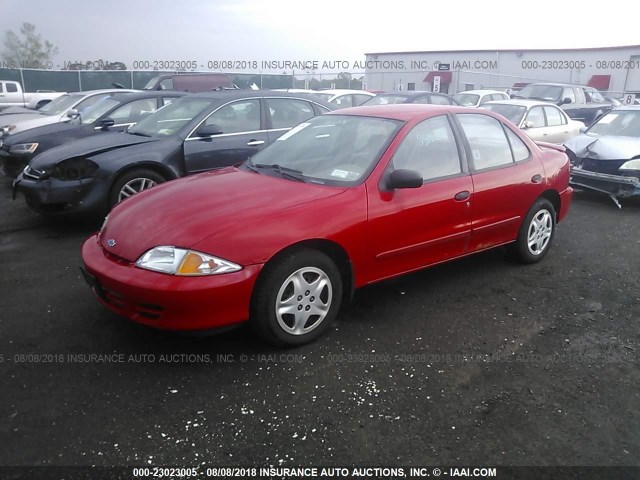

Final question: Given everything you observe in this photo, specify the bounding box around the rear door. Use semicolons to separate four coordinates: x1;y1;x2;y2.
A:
366;114;473;281
454;113;545;251
183;98;267;173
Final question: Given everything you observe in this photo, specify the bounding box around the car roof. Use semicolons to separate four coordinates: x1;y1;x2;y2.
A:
374;91;442;98
315;89;375;96
612;105;640;111
107;91;189;101
67;89;139;95
188;90;334;107
483;99;558;107
328;103;490;121
455;89;507;95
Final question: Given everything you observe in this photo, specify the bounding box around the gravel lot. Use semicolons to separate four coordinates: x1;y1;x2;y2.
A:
1;176;639;468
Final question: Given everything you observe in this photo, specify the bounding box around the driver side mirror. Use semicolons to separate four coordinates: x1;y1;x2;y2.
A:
579;126;588;134
99;118;115;130
386;169;423;190
522;120;534;129
196;124;224;139
559;97;572;106
66;108;79;118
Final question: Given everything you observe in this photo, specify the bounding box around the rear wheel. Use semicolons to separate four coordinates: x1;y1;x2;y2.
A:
250;249;343;346
508;198;556;264
109;169;166;208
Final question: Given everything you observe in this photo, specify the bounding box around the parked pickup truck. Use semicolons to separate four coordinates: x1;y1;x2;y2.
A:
0;80;66;110
513;82;613;126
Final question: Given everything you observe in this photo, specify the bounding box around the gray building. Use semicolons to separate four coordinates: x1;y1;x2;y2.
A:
364;45;640;96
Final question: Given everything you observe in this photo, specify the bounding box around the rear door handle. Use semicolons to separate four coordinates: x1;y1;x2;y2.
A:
531;174;543;184
246;140;265;146
454;190;470;201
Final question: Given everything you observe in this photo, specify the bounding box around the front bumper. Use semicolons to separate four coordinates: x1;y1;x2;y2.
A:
81;235;263;331
570;167;640;202
0;148;32;178
13;171;109;215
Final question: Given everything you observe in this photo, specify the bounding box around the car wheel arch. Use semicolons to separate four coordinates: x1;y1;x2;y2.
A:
254;239;355;304
539;189;561;221
112;162;177;186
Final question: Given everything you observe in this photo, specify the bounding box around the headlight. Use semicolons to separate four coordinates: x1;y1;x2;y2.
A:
50;158;98;181
9;143;39;154
619;159;640;171
136;246;242;276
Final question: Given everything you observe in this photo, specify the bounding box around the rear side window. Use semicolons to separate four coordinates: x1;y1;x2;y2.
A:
267;98;315;129
159;78;174;90
544;106;563;126
6;83;18;93
504;127;530;162
204;99;261;134
457;114;514;170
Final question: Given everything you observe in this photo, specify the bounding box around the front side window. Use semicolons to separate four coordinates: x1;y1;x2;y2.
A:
391;115;462;181
562;88;576;103
457;114;514;170
159;78;174;90
204;99;261;134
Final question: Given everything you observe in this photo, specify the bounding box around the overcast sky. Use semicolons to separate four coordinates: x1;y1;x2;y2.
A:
1;0;639;73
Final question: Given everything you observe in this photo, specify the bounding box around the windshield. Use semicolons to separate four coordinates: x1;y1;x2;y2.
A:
37;94;84;115
480;104;527;125
246;114;402;185
127;97;213;137
363;95;409;105
516;85;563;102
73;97;121;125
453;93;480;106
587;110;640;137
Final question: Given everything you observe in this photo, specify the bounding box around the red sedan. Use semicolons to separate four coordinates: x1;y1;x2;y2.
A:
81;105;573;346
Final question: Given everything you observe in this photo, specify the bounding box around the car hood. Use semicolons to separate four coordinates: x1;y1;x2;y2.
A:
2;121;78;146
0;106;35;116
101;168;348;263
564;134;640;160
29;132;158;169
0;113;61;133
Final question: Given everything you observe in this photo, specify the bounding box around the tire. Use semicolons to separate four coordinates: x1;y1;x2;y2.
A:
109;169;166;208
508;198;556;264
250;249;343;347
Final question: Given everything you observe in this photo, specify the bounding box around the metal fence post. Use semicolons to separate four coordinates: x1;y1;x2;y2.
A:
19;68;25;90
78;70;82;91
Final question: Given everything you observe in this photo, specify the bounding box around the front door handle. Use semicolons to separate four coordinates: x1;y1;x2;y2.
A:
531;174;543;184
454;190;470;201
246;140;265;146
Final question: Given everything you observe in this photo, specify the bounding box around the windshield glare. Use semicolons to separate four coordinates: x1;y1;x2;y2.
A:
454;94;480;106
517;85;563;102
588;110;640;137
38;94;84;116
127;97;213;137
247;114;401;185
480;104;526;125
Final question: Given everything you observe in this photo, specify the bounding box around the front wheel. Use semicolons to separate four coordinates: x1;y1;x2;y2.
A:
250;249;343;346
109;169;166;209
508;198;556;264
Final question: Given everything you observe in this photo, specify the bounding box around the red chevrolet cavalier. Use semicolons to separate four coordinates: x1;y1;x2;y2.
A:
81;105;572;345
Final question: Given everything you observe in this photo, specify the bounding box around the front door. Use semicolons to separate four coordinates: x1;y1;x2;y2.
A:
183;99;268;173
366;114;473;282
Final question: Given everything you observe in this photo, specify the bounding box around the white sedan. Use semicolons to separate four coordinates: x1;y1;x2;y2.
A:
481;99;584;144
453;89;509;107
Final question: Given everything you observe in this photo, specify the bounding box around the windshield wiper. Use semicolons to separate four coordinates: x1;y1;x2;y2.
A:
252;162;306;182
